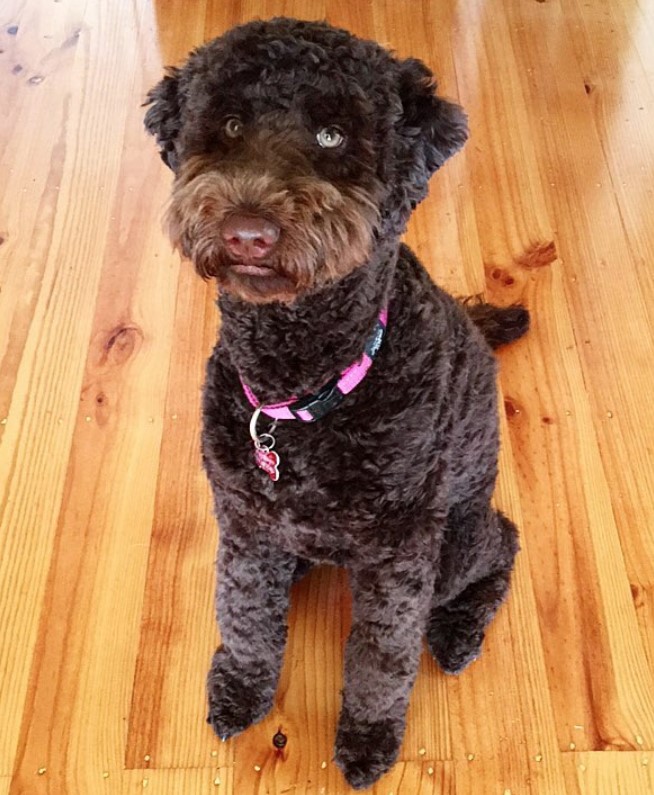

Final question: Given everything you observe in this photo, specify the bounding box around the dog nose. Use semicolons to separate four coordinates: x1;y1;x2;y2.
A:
221;214;280;260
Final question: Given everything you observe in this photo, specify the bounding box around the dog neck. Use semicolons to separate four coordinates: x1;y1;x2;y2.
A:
217;243;398;403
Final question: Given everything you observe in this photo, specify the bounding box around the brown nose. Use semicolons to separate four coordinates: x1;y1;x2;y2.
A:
221;214;280;260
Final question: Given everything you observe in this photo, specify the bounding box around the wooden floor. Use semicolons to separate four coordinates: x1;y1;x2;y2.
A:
1;0;654;792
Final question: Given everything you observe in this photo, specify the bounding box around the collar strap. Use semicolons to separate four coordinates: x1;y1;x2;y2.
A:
241;306;388;423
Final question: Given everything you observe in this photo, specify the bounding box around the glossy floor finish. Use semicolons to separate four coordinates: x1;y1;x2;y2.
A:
1;0;654;793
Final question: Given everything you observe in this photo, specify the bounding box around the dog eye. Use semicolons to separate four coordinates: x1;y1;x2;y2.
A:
223;116;244;139
316;126;345;149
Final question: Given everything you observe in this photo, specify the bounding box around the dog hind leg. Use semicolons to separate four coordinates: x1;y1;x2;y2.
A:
427;509;518;674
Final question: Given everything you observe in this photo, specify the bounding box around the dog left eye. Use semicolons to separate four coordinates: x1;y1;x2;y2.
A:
316;126;345;149
223;116;244;138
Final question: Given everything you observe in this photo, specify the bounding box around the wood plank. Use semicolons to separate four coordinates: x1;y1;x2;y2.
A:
562;752;654;795
454;758;567;795
0;0;160;774
502;263;654;751
118;767;234;795
560;0;654;673
500;0;654;745
239;0;326;27
0;0;86;428
507;0;654;577
443;0;555;293
7;1;184;791
327;0;372;41
153;0;208;65
234;758;454;795
10;175;179;792
9;767;234;795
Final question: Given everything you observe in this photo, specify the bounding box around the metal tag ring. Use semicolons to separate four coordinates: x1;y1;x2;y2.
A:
255;433;276;452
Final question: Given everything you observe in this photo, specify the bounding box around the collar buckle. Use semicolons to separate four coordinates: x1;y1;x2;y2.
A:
290;377;343;421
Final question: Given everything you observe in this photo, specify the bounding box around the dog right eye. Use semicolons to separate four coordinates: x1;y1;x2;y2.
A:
316;126;345;149
223;116;244;139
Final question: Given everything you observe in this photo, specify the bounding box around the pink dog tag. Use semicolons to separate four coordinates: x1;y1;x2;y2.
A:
250;407;281;481
254;447;280;481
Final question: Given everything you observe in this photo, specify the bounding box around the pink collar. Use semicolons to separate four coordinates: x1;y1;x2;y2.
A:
241;306;388;423
242;306;388;482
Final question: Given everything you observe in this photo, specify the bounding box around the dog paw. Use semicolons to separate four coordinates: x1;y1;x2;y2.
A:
334;712;401;790
427;624;485;675
206;647;275;741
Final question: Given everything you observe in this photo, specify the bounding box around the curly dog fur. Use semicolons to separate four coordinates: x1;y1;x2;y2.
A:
145;17;528;790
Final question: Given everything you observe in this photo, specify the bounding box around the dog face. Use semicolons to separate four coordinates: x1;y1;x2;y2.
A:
145;19;468;303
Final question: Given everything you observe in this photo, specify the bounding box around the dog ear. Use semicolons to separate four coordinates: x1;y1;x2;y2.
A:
397;58;468;174
144;67;182;172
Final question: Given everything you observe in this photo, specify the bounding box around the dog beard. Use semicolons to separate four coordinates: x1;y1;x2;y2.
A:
167;156;380;303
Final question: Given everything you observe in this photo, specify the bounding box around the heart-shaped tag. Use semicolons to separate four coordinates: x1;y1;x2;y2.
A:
254;447;280;481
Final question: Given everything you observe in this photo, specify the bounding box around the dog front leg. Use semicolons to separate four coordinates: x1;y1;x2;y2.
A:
206;527;296;741
335;555;436;789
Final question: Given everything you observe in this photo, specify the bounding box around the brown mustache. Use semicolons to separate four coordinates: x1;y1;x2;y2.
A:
166;156;380;289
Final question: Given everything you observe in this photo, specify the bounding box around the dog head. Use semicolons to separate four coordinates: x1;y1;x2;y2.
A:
145;18;467;303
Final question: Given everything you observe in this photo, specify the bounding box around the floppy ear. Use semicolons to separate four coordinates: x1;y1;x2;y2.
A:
144;67;182;172
397;58;468;175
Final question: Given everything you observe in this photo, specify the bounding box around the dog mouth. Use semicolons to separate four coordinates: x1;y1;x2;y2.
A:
228;260;279;277
222;257;298;301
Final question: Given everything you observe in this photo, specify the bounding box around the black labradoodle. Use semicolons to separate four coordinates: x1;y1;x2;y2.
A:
145;17;529;790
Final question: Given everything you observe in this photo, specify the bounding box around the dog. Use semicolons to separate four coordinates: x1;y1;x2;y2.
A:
145;18;529;790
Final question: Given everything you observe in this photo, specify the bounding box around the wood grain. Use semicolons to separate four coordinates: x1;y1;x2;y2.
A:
563;752;654;795
1;0;653;793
